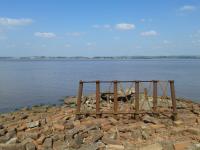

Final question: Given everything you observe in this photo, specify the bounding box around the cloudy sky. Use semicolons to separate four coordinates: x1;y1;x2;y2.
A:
0;0;200;57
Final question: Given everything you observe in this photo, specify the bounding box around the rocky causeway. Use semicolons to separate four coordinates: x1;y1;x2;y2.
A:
0;94;200;150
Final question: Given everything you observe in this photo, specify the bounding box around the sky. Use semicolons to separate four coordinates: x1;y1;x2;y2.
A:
0;0;200;57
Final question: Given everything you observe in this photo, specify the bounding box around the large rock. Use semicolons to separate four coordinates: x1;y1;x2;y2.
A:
36;135;46;145
66;126;86;138
52;133;65;142
31;106;47;113
102;136;122;145
17;124;27;132
0;136;9;143
141;130;149;140
173;141;191;150
25;142;36;150
0;130;17;143
108;117;118;125
64;97;77;105
24;132;39;140
106;144;125;150
186;128;200;136
78;144;99;150
6;137;18;144
0;143;25;150
173;120;183;126
53;140;68;150
64;122;74;129
43;137;53;149
6;129;16;139
84;131;103;143
143;115;159;124
74;134;83;148
26;121;40;128
0;124;3;129
20;114;28;120
65;134;83;149
0;129;6;136
160;141;174;150
53;123;65;131
140;143;163;150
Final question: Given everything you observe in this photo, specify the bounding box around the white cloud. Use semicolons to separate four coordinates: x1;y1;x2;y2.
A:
34;32;56;38
92;24;111;29
93;23;135;31
66;32;85;37
115;23;135;30
140;30;158;36
0;17;33;26
179;5;196;11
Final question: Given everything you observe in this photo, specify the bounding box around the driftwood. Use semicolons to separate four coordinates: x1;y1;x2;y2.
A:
101;91;135;102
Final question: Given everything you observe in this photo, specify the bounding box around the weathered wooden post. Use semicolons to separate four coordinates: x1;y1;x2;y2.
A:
153;80;158;113
135;81;140;119
169;80;177;120
113;80;118;118
96;80;101;118
144;88;148;100
76;80;83;117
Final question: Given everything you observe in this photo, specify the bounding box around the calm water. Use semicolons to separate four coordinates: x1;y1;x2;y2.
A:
0;59;200;112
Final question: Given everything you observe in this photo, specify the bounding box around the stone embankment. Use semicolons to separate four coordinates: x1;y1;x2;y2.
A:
0;95;200;150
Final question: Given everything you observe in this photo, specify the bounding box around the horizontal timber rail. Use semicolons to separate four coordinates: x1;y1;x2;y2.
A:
81;80;169;83
76;80;177;120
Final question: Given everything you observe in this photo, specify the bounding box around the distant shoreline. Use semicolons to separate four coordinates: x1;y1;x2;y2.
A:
1;56;200;61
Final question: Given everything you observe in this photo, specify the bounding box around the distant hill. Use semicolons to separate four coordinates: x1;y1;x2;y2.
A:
0;56;200;60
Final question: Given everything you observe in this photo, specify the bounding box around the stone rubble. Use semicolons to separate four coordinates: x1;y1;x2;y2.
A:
0;95;199;150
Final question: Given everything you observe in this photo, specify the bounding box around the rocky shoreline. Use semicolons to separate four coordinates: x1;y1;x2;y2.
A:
0;95;200;150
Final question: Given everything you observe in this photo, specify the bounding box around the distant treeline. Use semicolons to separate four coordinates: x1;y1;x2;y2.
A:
0;56;200;60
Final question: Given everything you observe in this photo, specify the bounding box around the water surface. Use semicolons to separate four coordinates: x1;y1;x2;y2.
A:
0;59;200;112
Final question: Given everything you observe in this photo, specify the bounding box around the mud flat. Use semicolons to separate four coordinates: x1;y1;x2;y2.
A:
0;95;200;150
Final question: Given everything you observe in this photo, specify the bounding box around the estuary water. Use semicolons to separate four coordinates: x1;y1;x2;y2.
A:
0;59;200;112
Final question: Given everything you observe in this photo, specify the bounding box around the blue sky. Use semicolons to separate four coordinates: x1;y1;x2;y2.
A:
0;0;200;57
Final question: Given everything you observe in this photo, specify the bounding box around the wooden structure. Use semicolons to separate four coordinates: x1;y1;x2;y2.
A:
76;80;177;120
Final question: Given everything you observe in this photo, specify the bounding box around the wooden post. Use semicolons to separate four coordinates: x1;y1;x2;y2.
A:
144;88;148;100
135;81;139;119
76;80;83;117
169;80;177;120
153;80;158;113
162;82;167;99
113;80;118;118
96;80;101;118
